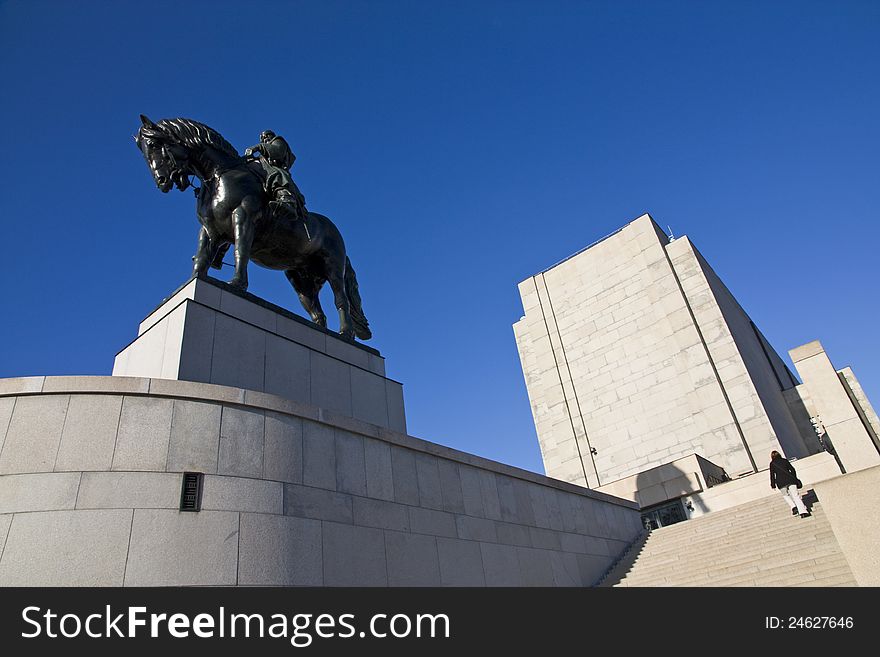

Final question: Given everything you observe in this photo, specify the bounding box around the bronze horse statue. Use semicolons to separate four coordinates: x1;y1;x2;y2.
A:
135;115;371;341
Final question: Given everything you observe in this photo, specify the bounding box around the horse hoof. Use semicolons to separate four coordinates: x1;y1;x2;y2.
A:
228;279;248;292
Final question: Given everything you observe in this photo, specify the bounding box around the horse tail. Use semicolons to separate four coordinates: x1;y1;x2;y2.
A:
344;256;372;341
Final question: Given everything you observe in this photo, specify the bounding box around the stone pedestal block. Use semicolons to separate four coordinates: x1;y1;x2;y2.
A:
113;275;406;433
790;341;880;473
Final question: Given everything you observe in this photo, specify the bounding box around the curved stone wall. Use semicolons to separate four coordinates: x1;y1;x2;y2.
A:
0;376;641;586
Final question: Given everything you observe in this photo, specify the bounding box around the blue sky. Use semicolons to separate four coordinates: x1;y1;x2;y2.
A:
1;0;877;474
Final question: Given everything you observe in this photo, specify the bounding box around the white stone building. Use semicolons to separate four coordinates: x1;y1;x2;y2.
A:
514;214;880;515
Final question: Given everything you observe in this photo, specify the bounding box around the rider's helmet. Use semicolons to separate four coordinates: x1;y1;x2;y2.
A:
260;130;276;142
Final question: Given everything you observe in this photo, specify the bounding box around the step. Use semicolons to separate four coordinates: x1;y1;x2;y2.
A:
761;563;852;587
619;554;854;588
618;550;849;586
643;518;831;551
617;545;841;582
596;533;650;586
622;543;847;579
645;558;852;585
649;513;797;539
647;504;828;536
619;562;844;588
632;527;838;562
802;576;857;587
636;523;835;556
646;500;821;537
648;502;825;531
605;492;854;588
634;519;832;555
797;562;858;583
620;539;845;581
676;503;813;526
679;512;827;538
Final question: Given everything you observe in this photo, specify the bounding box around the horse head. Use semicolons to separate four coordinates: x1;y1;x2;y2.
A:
135;115;192;193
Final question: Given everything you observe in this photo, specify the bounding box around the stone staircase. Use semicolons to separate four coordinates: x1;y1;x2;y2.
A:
600;492;857;587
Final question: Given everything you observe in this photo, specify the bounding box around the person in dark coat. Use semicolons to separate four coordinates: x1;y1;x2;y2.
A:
769;450;809;517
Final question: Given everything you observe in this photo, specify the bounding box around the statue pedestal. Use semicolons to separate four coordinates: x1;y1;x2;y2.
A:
113;275;406;432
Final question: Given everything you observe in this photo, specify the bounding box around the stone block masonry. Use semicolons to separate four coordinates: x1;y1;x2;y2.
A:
0;376;641;586
112;275;406;433
790;341;880;473
514;214;822;489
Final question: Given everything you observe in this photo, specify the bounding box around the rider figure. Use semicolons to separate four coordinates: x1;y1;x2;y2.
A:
245;130;307;219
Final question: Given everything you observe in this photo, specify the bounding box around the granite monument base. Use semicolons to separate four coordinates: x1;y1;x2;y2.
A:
113;275;405;433
0;376;641;586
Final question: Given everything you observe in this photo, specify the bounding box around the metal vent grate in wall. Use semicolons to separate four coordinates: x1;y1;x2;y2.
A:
179;472;204;512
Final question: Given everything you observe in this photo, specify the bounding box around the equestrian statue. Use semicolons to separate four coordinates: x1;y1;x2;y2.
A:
135;115;371;341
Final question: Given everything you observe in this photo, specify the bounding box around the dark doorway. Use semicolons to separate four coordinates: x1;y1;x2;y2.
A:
641;499;687;530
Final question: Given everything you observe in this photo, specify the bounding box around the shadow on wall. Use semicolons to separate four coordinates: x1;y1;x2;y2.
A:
636;463;709;530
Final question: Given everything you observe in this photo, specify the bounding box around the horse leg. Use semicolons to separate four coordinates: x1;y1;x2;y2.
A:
285;269;327;328
192;227;213;277
229;207;254;291
327;270;354;339
210;242;231;270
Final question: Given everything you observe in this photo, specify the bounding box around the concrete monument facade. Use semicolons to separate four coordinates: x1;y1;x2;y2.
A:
514;214;880;505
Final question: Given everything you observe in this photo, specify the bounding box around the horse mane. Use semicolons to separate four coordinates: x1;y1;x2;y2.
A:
150;118;240;158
